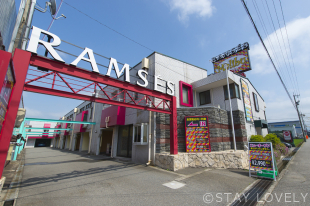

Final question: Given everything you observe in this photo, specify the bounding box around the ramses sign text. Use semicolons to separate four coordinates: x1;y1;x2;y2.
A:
26;26;175;96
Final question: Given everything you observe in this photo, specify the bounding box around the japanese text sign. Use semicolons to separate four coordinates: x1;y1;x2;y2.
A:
185;116;211;152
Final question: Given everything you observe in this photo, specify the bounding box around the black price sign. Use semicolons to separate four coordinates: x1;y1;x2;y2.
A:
250;159;272;169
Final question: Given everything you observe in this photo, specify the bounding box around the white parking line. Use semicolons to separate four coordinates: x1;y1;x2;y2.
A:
163;181;186;189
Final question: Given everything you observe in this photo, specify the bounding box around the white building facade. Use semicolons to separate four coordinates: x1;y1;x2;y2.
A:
53;52;268;165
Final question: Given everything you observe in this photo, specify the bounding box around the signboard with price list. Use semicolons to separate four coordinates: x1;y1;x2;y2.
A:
248;142;276;181
185;116;211;152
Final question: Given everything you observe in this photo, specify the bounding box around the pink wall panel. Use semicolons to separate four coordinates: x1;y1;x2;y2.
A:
100;106;126;128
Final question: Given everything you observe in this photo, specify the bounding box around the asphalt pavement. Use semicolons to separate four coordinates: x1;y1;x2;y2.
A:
15;148;256;206
264;141;310;206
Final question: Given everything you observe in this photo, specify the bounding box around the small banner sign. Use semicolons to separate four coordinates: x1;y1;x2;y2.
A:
283;130;292;141
248;142;276;181
241;79;253;122
185;116;211;152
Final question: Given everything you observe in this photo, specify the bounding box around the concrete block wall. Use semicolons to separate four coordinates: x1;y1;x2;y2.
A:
156;107;248;153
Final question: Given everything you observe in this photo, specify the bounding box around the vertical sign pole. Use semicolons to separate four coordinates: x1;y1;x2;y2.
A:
248;142;251;178
0;49;31;178
225;65;237;151
170;96;178;155
271;143;276;181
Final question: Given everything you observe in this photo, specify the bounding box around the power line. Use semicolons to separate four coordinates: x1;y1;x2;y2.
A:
278;0;300;95
270;0;298;95
271;0;298;94
59;38;200;83
62;1;154;52
250;0;288;89
262;0;296;96
240;0;296;109
256;0;293;96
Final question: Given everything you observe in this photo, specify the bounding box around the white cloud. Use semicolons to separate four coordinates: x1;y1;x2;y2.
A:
25;107;63;119
25;107;43;118
249;16;310;126
166;0;215;24
250;15;310;75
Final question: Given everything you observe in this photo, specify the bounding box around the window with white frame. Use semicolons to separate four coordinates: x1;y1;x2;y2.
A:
223;83;240;100
253;92;259;112
133;123;148;145
199;90;211;105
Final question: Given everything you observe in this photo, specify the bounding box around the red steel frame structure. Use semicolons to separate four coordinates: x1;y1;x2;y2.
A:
0;49;178;178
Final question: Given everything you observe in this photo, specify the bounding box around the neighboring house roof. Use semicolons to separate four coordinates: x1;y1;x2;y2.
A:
268;120;300;124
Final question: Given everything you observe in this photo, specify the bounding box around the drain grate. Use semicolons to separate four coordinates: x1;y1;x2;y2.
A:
293;147;300;152
3;200;15;206
230;179;273;206
282;157;292;161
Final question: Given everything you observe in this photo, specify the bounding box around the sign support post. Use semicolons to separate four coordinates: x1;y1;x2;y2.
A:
248;142;277;181
225;65;237;151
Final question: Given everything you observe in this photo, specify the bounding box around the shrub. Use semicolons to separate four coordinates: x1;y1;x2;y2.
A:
273;150;281;162
275;142;289;156
264;133;281;147
249;135;265;142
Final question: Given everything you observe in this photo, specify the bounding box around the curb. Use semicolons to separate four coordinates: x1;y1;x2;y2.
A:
256;142;305;206
226;178;260;206
0;151;25;206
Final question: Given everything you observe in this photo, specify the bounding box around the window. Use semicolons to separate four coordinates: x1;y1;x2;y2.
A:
83;112;88;121
112;90;118;100
86;103;92;109
199;90;211;105
253;93;259;112
134;92;139;100
89;107;93;119
223;83;240;100
179;81;193;107
134;125;141;143
182;86;189;104
119;89;124;101
133;123;148;145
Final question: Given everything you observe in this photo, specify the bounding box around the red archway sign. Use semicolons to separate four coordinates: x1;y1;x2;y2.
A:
0;49;178;178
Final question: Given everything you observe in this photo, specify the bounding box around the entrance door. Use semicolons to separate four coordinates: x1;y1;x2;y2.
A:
63;137;66;149
100;129;113;155
117;125;133;158
75;134;81;151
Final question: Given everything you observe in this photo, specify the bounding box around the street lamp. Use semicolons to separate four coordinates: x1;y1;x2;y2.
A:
224;64;237;151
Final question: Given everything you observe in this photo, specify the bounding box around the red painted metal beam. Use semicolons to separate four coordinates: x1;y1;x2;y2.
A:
29;54;172;101
25;71;53;84
24;84;172;114
170;96;178;154
0;51;13;89
0;49;31;178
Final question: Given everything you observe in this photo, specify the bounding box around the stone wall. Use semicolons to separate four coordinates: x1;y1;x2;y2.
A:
156;107;247;153
155;150;249;171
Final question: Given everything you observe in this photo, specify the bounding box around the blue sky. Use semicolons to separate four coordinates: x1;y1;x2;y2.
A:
19;0;310;126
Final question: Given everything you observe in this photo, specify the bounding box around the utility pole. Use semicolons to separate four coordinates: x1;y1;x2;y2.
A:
301;113;307;137
293;95;307;142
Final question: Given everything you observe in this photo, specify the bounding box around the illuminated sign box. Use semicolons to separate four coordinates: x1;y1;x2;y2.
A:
212;42;251;74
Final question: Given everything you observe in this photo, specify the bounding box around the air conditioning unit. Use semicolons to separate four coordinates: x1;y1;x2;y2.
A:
82;124;88;128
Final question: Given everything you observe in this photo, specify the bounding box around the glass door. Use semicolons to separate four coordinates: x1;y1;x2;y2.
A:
117;125;132;158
